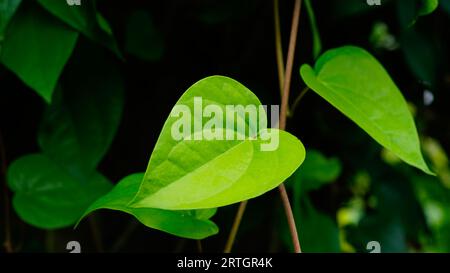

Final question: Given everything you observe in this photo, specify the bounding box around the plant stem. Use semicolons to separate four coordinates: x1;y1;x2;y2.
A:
0;131;13;253
224;200;247;253
279;0;302;130
89;215;104;252
278;184;301;252
45;230;56;253
277;0;303;254
197;240;203;253
289;87;309;117
274;0;285;97
223;0;303;254
110;220;139;252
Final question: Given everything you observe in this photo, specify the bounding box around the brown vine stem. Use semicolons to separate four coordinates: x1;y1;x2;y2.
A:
274;0;285;97
89;215;104;252
0;130;13;253
277;0;303;253
289;87;309;117
197;240;203;253
224;200;247;253
224;0;303;253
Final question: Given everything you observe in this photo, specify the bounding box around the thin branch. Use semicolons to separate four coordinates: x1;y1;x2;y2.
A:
0;131;13;253
278;184;301;252
279;0;302;131
110;220;139;252
197;240;203;253
224;200;247;253
277;0;303;253
224;0;303;254
274;0;285;97
289;87;309;117
89;215;104;252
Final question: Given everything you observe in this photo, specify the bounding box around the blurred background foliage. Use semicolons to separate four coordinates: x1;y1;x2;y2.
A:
1;0;450;252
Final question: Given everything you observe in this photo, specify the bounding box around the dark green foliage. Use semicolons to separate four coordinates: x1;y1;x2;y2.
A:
1;0;449;253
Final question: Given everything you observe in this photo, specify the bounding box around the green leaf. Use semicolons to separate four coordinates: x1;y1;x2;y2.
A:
125;10;164;61
81;173;218;239
418;0;439;16
304;0;322;59
7;154;112;229
345;178;427;252
288;149;342;194
442;0;450;15
0;0;21;36
130;76;305;210
397;0;439;26
282;150;341;252
37;0;120;57
300;46;432;175
38;44;124;174
281;156;341;252
396;1;439;86
0;2;78;102
296;198;340;252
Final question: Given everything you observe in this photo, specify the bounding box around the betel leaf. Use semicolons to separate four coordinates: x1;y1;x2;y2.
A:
300;46;432;175
304;0;322;59
0;0;21;36
0;2;78;103
125;10;164;62
37;0;120;57
287;149;342;195
130;76;305;210
396;0;439;86
80;173;218;239
38;43;124;174
280;150;341;252
417;0;439;16
296;197;340;252
7;154;112;229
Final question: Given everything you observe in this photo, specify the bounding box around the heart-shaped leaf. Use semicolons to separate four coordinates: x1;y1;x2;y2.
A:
129;76;305;210
0;1;78;102
287;149;342;195
300;46;432;175
80;173;218;239
418;0;439;16
7;154;112;229
38;44;124;174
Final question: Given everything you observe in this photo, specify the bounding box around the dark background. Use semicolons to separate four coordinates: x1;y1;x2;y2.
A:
1;0;450;252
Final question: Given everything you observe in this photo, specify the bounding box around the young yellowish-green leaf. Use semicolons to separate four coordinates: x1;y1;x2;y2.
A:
7;154;112;229
130;76;305;210
0;2;78;102
80;173;218;239
300;46;432;175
